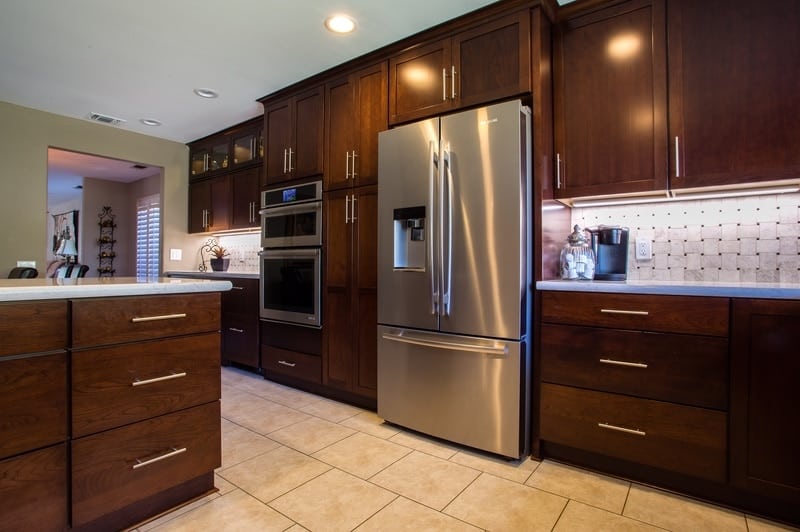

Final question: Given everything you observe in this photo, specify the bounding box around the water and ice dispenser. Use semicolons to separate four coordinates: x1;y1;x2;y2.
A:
393;206;426;271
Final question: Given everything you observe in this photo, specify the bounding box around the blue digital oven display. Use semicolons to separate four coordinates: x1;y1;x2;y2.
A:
282;188;297;203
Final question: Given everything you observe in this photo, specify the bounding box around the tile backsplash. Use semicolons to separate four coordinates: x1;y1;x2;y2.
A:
217;233;260;272
571;193;800;283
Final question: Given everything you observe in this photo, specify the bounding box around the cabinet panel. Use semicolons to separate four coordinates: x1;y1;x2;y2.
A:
389;40;451;124
0;444;67;530
540;383;727;482
668;0;800;188
731;299;800;502
230;166;260;229
354;63;388;187
0;352;67;459
264;100;292;183
72;334;221;437
325;76;356;190
0;300;67;357
554;0;667;198
262;345;321;384
189;175;230;233
222;313;259;368
293;87;325;179
223;277;259;315
71;402;221;528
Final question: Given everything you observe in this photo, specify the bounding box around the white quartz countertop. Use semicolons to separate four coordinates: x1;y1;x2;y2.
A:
0;277;233;302
536;280;800;299
165;270;259;280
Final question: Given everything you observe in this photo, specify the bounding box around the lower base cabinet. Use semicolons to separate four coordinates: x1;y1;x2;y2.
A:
0;444;68;530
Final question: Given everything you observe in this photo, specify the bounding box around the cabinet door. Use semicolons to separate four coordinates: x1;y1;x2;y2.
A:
293;86;325;179
188;180;211;233
0;444;67;531
668;0;800;189
229;167;260;229
264;99;292;184
554;0;667;199
453;11;531;110
352;186;378;397
230;121;261;168
189;177;229;233
354;63;388;187
325;75;356;190
731;299;800;503
389;39;451;125
207;175;230;232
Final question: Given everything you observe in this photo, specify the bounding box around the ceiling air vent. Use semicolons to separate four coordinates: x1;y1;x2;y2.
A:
88;112;126;126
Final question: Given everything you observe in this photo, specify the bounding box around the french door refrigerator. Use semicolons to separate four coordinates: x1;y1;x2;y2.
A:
377;99;532;459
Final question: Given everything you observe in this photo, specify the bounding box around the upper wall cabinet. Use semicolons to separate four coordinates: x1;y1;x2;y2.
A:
668;0;800;190
389;11;531;125
263;85;324;186
189;117;263;181
553;0;667;199
325;62;388;191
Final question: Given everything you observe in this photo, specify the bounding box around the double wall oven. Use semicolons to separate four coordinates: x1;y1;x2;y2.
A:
259;181;322;328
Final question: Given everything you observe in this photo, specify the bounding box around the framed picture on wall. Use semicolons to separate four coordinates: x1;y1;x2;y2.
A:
52;209;79;261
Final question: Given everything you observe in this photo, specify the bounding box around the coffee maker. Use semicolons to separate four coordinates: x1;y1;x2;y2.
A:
588;226;629;281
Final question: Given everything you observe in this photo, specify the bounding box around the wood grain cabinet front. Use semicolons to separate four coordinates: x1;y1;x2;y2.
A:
0;444;67;531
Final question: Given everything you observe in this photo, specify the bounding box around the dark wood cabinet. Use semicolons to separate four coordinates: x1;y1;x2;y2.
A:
1;445;67;531
189;175;230;233
221;277;260;369
189;117;262;181
229;166;260;229
263;85;324;185
189;137;230;179
668;0;800;189
323;186;378;398
389;10;531;125
325;62;387;191
730;298;800;506
553;0;667;199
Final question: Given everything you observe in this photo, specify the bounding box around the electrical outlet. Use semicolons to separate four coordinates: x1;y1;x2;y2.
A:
16;260;36;268
635;238;652;261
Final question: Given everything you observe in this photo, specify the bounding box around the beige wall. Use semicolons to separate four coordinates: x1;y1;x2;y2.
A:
0;101;205;277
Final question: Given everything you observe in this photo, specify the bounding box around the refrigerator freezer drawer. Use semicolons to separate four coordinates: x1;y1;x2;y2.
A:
377;326;527;458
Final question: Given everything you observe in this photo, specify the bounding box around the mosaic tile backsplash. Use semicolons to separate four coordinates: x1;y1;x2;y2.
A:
571;193;800;283
217;233;260;272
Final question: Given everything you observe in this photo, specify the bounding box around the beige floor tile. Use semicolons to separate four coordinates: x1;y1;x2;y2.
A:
218;445;331;503
370;450;481;510
356;496;481;532
214;473;237;495
526;460;630;513
554;500;662;531
313;432;412;479
444;473;567;532
624;484;747;532
450;449;540;484
269;468;396;531
222;392;311;436
138;492;221;531
237;376;321;409
269;416;356;454
149;489;294;531
220;418;280;470
300;397;365;422
747;515;800;532
340;411;402;439
388;429;460;460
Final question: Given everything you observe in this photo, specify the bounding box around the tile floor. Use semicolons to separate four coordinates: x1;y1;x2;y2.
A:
134;367;798;532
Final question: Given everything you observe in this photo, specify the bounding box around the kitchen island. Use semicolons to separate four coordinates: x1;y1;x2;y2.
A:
0;277;231;531
535;280;800;526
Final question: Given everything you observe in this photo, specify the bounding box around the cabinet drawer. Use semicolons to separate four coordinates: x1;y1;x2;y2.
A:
223;278;259;315
72;333;221;437
71;401;220;528
222;313;259;368
262;346;321;384
0;352;67;459
540;383;726;482
0;300;67;357
541;291;729;336
0;444;67;530
541;324;728;409
72;293;221;348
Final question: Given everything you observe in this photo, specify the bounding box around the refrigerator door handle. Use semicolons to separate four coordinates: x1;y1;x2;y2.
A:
429;139;439;315
382;331;508;356
442;144;453;316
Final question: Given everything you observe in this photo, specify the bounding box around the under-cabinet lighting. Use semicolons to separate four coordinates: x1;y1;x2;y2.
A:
571;185;799;208
571;194;671;208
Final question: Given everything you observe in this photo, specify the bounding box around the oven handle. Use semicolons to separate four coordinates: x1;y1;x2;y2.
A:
259;201;321;217
258;248;320;259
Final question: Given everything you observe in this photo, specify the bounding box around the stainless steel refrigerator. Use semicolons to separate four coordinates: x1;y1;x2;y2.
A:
377;99;531;459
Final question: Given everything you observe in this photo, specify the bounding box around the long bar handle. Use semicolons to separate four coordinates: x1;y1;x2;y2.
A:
351;194;357;222
132;447;187;470
600;358;649;369
229;327;245;333
600;309;650;316
132;371;187;387
231;286;244;290
288;148;294;172
443;145;453;316
351;151;358;178
283;148;288;174
555;153;562;189
451;65;456;99
442;68;447;101
674;136;681;178
131;313;187;323
429;140;438;315
278;360;296;367
382;331;508;355
345;151;350;180
345;195;350;224
598;422;646;437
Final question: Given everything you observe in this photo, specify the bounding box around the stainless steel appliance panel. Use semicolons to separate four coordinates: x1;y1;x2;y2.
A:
439;101;529;340
377;118;441;332
260;181;323;248
378;325;525;458
259;248;321;328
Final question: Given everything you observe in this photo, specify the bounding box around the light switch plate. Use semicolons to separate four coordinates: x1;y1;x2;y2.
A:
169;248;182;261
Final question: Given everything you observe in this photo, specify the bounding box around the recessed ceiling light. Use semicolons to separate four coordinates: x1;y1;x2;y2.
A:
325;14;356;34
140;118;162;126
193;88;219;99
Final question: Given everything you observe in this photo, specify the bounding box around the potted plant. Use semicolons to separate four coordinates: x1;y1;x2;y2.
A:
208;243;230;272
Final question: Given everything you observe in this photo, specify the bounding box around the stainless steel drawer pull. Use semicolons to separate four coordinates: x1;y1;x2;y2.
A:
600;309;649;316
131;313;187;323
132;447;187;470
599;358;648;369
231;286;244;290
132;371;187;387
598;422;646;437
229;327;245;333
278;360;296;367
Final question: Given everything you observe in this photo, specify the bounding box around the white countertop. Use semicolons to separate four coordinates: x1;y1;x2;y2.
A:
536;280;800;299
0;277;233;302
165;270;259;280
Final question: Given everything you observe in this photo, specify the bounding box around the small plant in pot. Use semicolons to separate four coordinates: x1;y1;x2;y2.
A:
208;244;230;272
